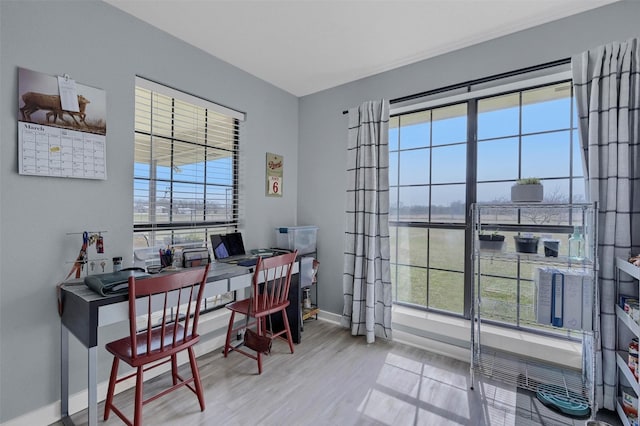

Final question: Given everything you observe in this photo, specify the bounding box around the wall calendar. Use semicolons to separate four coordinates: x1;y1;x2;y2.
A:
17;67;107;180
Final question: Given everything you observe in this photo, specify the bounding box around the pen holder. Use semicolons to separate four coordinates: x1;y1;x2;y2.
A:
159;250;173;267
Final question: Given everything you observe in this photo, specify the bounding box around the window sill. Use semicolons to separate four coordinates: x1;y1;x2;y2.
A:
392;305;582;370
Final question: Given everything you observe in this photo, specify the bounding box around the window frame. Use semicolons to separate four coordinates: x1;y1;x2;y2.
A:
389;68;583;335
133;77;245;249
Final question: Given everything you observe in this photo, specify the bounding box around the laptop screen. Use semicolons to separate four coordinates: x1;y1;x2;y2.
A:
210;232;246;259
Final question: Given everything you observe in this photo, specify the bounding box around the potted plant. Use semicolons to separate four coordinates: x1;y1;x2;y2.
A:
511;177;543;202
514;235;539;253
478;231;505;252
542;238;560;257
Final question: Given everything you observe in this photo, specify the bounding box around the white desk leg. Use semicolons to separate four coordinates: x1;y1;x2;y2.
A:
60;325;70;422
88;346;98;426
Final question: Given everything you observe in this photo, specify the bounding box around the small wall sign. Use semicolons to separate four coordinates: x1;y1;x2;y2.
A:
266;152;283;197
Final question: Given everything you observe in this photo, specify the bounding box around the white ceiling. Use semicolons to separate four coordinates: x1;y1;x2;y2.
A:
105;0;621;97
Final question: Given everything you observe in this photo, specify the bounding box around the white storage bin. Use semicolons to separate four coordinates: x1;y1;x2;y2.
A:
275;226;318;255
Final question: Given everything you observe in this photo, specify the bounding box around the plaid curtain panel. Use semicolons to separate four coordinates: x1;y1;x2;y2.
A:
573;37;640;411
342;100;392;343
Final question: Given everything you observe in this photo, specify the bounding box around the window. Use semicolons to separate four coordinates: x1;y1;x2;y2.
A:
389;104;467;314
133;77;245;251
389;70;583;334
476;81;583;204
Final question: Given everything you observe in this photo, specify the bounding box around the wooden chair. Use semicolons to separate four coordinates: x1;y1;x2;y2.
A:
223;251;297;374
103;265;210;426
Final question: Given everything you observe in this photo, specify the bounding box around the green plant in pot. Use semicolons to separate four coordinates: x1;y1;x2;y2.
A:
478;231;506;252
511;177;543;202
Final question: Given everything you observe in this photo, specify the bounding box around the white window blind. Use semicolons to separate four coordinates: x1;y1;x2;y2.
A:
133;77;244;249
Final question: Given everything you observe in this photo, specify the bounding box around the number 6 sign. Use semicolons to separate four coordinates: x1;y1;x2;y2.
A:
268;176;282;195
266;152;283;197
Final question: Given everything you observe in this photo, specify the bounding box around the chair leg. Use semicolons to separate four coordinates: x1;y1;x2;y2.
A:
133;366;144;426
171;354;178;386
188;346;206;411
281;308;295;354
103;357;119;420
256;317;263;375
224;311;236;357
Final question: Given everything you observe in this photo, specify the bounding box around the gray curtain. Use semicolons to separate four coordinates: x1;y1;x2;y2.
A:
572;38;640;411
342;100;392;343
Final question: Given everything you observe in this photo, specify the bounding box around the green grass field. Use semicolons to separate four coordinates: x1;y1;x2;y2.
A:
390;224;578;333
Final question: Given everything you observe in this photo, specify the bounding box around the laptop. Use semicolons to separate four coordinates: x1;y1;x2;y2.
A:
210;232;258;266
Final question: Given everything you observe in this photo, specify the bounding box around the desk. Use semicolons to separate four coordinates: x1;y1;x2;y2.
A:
59;261;301;426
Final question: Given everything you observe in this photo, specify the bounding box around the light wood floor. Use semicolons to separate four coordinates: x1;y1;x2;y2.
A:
59;319;618;426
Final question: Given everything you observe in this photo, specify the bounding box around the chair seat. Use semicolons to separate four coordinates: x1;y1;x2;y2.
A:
106;323;199;367
226;297;290;317
226;298;251;314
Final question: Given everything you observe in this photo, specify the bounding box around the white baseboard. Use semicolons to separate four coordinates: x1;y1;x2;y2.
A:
316;309;341;325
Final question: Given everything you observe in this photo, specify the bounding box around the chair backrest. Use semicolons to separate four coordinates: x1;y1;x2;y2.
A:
127;265;210;361
251;251;298;314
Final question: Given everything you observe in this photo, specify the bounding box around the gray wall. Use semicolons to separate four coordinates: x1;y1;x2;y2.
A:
298;1;640;316
0;0;298;422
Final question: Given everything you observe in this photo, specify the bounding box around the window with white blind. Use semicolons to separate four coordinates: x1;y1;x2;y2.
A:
133;77;245;250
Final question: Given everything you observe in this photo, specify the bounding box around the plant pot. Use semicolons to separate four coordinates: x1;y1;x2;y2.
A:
543;239;560;257
511;184;543;202
478;234;505;252
514;236;539;253
479;239;505;252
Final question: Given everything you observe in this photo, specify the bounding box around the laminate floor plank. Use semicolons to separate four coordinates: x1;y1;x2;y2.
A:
56;320;616;425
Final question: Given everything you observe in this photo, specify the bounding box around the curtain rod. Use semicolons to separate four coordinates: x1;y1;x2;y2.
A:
341;57;571;115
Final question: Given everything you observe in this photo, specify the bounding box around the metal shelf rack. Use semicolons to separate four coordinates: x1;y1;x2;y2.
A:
469;202;598;418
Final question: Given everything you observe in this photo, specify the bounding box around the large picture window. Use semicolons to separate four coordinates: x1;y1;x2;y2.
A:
133;77;244;251
389;72;583;332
